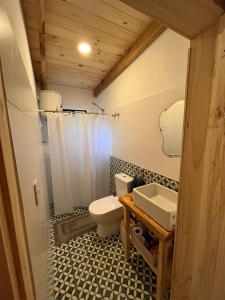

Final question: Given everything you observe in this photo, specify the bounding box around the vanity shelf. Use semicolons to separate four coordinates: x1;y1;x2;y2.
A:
119;193;175;300
130;230;158;274
120;220;158;273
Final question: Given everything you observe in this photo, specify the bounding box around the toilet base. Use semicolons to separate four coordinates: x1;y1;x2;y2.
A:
97;219;121;238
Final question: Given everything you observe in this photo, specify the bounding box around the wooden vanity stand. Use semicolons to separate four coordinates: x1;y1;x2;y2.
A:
119;193;175;300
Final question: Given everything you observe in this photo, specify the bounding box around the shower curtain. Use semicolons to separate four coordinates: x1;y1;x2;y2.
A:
47;113;112;215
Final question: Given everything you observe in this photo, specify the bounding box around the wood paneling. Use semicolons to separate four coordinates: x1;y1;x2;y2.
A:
22;0;224;92
34;0;47;89
172;14;225;300
120;0;224;38
46;43;117;71
21;0;155;90
102;0;151;23
45;24;126;56
45;11;134;49
47;62;102;89
65;0;150;33
46;0;139;43
46;57;106;76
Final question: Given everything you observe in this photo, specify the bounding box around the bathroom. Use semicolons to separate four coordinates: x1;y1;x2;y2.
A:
0;1;224;300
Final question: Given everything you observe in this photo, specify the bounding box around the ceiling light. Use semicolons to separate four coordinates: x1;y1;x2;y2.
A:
78;42;92;55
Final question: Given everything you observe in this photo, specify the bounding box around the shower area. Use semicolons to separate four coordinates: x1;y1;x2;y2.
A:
40;90;113;216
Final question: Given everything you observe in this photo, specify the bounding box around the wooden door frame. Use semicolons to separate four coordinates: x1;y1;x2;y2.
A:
0;62;35;299
0;1;225;299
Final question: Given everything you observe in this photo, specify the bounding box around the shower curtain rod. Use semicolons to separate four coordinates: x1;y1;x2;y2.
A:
37;109;120;118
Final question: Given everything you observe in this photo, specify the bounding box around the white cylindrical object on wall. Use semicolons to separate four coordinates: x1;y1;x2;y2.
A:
39;90;62;112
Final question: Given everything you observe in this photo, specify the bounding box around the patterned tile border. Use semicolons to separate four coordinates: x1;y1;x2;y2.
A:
110;156;179;195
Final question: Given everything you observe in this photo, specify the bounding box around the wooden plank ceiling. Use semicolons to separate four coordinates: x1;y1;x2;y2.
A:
21;0;164;93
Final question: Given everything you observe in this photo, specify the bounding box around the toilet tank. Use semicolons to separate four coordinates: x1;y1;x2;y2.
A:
115;173;133;196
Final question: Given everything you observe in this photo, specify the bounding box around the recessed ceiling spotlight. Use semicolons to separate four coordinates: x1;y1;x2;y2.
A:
78;42;92;55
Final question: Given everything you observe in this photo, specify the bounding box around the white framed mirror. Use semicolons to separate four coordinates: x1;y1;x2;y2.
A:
160;100;185;156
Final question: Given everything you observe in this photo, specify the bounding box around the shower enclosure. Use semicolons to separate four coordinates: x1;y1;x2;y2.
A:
46;112;112;215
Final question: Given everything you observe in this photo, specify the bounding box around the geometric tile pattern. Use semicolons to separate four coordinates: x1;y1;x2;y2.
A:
110;156;179;195
49;207;157;300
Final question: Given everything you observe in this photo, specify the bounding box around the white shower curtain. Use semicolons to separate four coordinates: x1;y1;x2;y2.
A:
88;115;112;199
47;113;111;215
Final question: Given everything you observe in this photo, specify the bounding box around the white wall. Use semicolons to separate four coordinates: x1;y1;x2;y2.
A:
96;29;189;180
0;2;50;299
1;0;36;95
48;84;95;111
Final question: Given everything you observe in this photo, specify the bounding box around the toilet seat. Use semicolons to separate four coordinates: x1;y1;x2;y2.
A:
89;195;124;238
89;195;122;215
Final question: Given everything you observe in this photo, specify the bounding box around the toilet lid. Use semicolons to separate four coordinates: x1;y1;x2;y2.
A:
89;195;122;215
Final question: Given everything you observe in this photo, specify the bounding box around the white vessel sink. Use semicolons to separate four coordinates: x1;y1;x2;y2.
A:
133;183;178;231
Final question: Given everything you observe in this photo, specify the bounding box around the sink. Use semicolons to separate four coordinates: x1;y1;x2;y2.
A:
133;183;178;231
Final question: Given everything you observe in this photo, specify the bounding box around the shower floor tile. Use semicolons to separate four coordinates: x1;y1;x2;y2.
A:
49;207;157;300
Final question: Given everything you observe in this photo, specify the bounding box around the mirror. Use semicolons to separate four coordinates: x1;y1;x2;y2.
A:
160;100;185;156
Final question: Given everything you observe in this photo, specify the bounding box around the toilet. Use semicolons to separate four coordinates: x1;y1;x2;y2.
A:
89;173;133;238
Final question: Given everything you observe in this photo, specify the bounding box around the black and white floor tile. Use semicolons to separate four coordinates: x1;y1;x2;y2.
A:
49;206;157;300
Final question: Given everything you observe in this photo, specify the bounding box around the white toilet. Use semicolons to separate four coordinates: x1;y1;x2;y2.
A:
89;173;133;238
